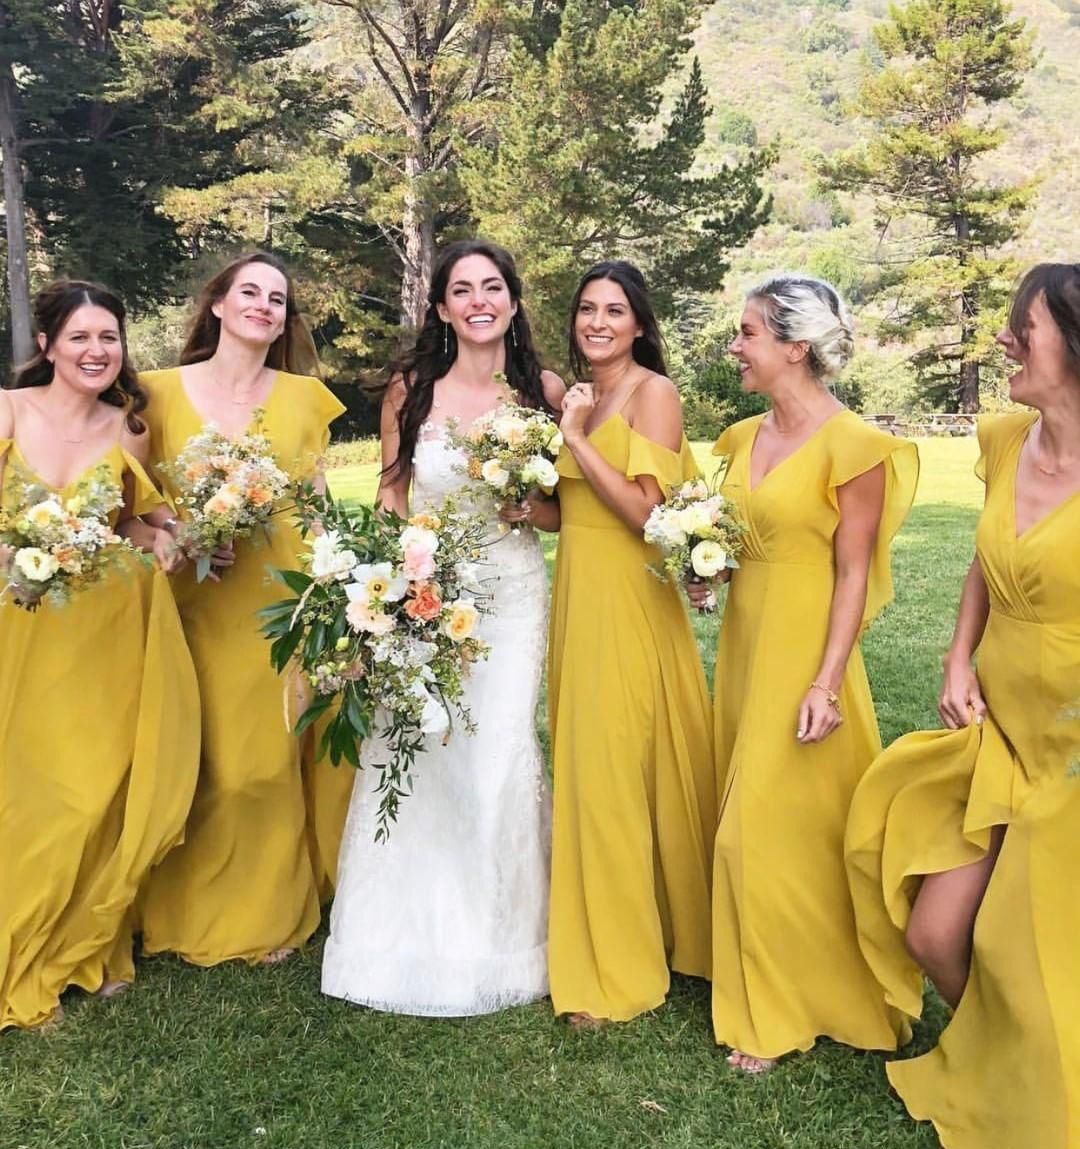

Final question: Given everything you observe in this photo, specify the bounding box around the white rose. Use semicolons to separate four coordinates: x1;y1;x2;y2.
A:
678;503;715;536
480;459;510;490
13;547;60;582
690;539;728;578
543;425;564;452
399;525;439;556
492;414;528;446
521;455;559;492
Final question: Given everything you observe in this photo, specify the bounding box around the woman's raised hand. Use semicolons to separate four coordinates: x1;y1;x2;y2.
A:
560;383;595;444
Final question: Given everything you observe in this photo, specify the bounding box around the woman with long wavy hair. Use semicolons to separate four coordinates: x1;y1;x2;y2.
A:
0;281;198;1029
322;238;565;1016
137;252;353;968
545;260;716;1026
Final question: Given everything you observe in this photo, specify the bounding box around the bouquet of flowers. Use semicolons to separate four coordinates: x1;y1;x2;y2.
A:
643;468;747;594
158;411;290;581
260;484;492;842
447;384;562;510
0;462;138;610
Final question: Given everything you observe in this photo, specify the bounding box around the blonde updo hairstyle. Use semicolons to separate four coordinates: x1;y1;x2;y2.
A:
749;274;855;383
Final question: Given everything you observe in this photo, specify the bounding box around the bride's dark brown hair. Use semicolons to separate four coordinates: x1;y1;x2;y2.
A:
13;280;148;433
181;252;321;377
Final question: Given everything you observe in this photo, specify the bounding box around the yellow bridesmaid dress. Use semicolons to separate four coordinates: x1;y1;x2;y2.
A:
0;440;199;1029
547;414;716;1021
710;409;918;1058
137;369;354;965
846;411;1080;1148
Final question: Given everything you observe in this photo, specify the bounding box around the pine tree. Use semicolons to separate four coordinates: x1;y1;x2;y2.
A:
320;0;519;328
820;0;1037;411
460;0;773;355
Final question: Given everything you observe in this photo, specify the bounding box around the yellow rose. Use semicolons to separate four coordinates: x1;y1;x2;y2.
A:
444;597;479;642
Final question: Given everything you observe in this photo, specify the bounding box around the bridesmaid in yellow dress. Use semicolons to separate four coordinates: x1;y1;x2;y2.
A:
137;253;353;967
845;263;1080;1147
691;274;918;1072
544;260;716;1026
0;281;198;1030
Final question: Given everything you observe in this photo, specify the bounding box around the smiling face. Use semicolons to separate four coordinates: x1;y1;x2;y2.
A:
727;299;803;394
39;303;123;396
998;291;1077;408
212;260;289;347
436;253;517;348
573;278;643;369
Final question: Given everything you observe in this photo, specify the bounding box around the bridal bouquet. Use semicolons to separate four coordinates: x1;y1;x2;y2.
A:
0;463;137;610
643;468;747;589
260;484;491;841
157;411;290;581
447;383;562;508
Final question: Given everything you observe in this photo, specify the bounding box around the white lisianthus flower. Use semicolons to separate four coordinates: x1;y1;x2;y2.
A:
690;539;728;578
14;547;60;582
644;509;687;550
493;414;529;446
310;530;359;581
412;682;450;735
521;455;559;492
347;562;409;604
480;459;511;490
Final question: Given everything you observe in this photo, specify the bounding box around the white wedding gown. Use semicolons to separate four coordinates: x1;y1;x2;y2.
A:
321;421;551;1015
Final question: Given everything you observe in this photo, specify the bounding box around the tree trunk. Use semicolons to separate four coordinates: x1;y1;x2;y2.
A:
399;56;434;330
0;63;33;369
954;213;980;413
400;160;434;329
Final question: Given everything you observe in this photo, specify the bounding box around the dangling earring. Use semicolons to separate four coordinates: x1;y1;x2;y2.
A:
443;323;449;355
510;318;518;349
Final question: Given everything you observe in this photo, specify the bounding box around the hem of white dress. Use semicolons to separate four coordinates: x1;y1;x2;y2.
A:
321;941;549;1018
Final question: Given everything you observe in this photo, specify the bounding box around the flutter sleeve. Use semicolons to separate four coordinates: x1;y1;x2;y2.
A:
827;419;920;628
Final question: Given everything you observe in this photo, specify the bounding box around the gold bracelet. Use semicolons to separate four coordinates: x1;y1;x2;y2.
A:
810;681;841;711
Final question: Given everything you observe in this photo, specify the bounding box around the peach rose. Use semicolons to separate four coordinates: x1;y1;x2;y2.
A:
405;583;443;622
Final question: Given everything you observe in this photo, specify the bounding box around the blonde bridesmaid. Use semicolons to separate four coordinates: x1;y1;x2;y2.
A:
0;281;198;1029
690;274;918;1072
846;263;1080;1147
546;260;716;1026
138;253;353;967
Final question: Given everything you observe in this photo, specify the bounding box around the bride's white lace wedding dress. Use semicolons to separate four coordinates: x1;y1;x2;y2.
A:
321;420;551;1015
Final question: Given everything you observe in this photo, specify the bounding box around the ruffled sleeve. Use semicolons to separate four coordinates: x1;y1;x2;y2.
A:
120;449;168;518
975;411;1036;486
300;376;347;464
625;426;700;492
826;416;919;628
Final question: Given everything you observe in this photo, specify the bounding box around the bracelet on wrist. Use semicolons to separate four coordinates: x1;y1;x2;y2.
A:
809;681;841;711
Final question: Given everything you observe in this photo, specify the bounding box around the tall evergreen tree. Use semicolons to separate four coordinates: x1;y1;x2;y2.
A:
820;0;1036;411
460;0;773;355
320;0;519;328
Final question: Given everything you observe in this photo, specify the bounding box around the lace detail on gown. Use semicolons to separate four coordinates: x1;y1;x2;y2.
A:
322;421;551;1015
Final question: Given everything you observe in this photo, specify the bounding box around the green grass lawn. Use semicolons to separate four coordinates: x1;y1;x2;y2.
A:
1;439;980;1149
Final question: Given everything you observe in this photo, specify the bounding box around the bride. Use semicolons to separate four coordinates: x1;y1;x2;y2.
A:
321;239;565;1015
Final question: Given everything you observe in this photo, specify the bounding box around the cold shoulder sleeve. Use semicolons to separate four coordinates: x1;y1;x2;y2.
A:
826;417;919;628
624;425;700;491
